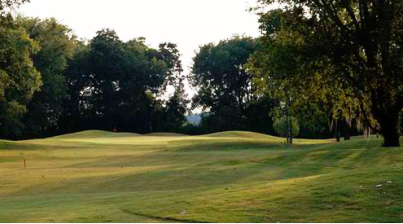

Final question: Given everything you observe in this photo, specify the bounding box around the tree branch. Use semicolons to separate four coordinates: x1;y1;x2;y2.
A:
341;0;361;30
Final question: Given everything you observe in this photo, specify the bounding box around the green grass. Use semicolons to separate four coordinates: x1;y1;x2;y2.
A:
0;130;402;222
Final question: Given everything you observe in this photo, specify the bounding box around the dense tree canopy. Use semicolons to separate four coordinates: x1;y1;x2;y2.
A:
250;0;403;146
0;25;41;137
0;0;41;137
58;29;187;134
190;36;275;133
1;0;190;138
1;0;402;145
17;17;76;138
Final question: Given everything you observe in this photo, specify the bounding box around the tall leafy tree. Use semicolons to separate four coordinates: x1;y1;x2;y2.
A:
59;29;188;134
191;36;263;132
115;37;167;132
162;85;189;132
58;40;90;133
0;0;41;137
17;17;76;138
153;42;189;132
154;42;184;89
87;29;126;130
252;0;403;146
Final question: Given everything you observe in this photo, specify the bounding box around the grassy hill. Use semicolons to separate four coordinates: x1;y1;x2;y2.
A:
0;131;402;222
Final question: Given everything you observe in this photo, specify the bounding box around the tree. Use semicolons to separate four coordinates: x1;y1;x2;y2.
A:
0;0;29;20
154;42;184;89
58;30;187;134
247;9;330;139
243;95;277;135
87;29;125;130
273;116;299;138
116;38;169;132
163;86;189;132
0;0;41;137
191;36;263;132
58;40;91;133
252;1;403;146
148;42;189;132
17;17;76;138
0;0;28;9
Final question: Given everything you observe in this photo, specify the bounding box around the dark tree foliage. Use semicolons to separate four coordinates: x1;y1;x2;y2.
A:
17;17;76;138
5;0;399;141
243;96;277;135
148;42;189;132
58;29;188;134
162;87;189;132
58;41;90;133
88;29;126;130
154;42;184;88
254;0;403;146
190;36;275;133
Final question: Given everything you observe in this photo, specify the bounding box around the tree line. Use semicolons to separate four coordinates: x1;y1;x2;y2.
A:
0;1;189;139
247;0;403;147
1;0;403;147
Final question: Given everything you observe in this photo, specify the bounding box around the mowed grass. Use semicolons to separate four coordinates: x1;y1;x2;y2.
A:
0;131;402;223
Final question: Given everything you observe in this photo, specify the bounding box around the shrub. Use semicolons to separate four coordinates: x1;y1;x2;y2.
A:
273;116;300;137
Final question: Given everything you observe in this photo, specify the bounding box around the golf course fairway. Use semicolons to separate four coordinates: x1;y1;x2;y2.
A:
0;131;402;222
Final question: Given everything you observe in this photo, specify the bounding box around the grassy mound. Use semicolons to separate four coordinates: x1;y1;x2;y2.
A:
205;131;281;139
145;132;188;137
52;130;141;139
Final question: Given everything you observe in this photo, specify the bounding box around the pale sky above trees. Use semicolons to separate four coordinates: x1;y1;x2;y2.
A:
18;0;263;98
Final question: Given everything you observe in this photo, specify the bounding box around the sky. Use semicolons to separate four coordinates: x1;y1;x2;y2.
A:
17;0;263;105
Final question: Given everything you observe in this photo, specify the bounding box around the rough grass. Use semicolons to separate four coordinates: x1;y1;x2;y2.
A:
0;131;402;222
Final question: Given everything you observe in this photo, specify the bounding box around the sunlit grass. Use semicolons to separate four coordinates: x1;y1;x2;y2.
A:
0;131;402;222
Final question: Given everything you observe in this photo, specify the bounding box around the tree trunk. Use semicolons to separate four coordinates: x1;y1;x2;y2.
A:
289;116;293;144
344;131;351;141
370;89;402;147
379;113;401;147
344;122;351;141
335;119;340;142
